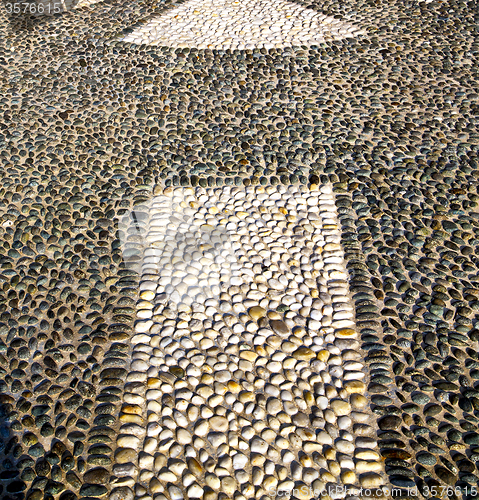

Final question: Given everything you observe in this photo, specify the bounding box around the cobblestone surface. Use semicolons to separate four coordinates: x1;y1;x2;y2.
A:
120;0;364;49
0;0;477;498
111;184;384;499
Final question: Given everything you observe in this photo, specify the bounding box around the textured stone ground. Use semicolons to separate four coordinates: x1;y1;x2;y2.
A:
0;0;477;499
111;184;384;499
119;0;365;49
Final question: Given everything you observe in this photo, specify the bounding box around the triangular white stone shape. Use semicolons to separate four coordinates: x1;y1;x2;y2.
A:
120;0;365;49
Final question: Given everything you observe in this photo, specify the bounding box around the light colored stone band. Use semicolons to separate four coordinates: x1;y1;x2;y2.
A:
111;184;385;500
120;0;365;49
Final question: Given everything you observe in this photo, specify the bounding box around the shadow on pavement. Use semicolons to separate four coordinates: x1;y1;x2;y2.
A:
0;397;25;500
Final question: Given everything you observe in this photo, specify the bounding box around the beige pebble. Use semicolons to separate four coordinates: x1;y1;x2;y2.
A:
194;420;209;436
140;290;155;301
350;393;368;408
355;449;380;460
115;448;136;464
249;306;266;319
359;472;383;488
154;454;167;471
335;439;355;454
227;380;241;393
263;475;278;491
335;328;357;338
205;473;220;490
149;478;163;493
330;399;351;416
328;461;341;476
221;476;236;496
351;411;370;423
239;391;255;403
159;470;177;482
209;416;228;432
177;428;192;444
340;470;356;484
187;457;203;477
294;482;311;499
316;349;330;362
320;470;336;483
343;379;366;394
240;350;258;362
356;460;383;473
292;347;315;361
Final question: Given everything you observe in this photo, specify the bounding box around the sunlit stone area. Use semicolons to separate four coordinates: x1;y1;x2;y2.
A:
112;184;384;499
120;0;365;49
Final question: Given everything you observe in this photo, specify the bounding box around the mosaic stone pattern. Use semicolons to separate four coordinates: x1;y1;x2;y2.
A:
120;0;365;49
111;184;385;500
0;0;478;498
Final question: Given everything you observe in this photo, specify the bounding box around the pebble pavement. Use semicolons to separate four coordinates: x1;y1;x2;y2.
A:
120;0;365;50
0;0;477;499
112;184;384;499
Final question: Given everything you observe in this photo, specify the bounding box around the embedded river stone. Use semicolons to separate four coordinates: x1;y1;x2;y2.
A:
0;0;478;496
111;184;384;499
120;0;365;49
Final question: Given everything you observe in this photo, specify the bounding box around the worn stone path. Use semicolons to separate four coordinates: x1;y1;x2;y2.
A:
0;0;477;499
111;184;384;499
119;0;365;49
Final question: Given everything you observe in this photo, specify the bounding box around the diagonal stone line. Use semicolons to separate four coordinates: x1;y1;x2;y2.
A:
111;184;385;500
119;0;365;49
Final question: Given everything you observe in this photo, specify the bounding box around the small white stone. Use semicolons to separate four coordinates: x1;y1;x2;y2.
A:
251;437;268;454
186;484;204;499
177;429;192;445
282;451;295;464
337;416;352;429
335;439;355;454
168;485;184;500
159;471;177;482
233;453;248;469
117;435;141;450
209;416;228;432
135;320;153;333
